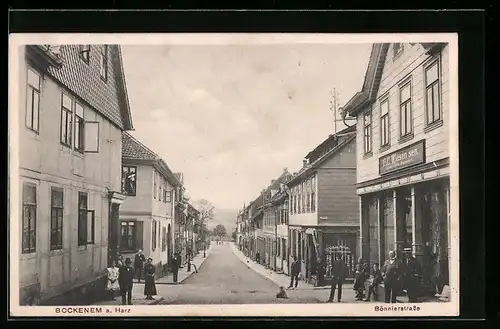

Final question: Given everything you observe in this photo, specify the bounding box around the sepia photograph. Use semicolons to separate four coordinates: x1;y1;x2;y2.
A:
9;33;459;317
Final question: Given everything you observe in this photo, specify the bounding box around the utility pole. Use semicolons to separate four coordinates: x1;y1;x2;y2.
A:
330;88;339;134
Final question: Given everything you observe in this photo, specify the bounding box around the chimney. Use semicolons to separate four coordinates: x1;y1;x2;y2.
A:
302;159;309;167
283;167;288;173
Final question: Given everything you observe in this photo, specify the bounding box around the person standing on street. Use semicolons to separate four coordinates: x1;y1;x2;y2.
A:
143;258;157;300
118;258;135;305
381;250;402;303
171;252;180;283
326;254;347;303
288;256;301;289
403;248;422;303
365;262;383;302
105;260;120;300
134;249;146;283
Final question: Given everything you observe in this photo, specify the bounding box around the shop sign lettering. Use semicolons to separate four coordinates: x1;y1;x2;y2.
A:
379;140;425;175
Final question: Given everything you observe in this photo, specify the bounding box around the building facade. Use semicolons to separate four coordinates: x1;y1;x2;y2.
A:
119;132;182;278
18;44;133;305
272;186;290;274
287;126;359;286
343;42;451;296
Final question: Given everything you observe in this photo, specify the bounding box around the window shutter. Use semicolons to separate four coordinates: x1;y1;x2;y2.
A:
84;121;99;152
136;221;144;250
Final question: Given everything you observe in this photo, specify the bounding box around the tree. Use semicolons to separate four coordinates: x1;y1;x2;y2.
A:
193;198;215;241
213;224;227;240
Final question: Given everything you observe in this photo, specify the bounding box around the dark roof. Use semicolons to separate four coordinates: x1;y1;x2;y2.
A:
122;132;182;186
287;133;356;186
305;125;356;161
342;42;446;118
122;132;158;160
46;44;133;130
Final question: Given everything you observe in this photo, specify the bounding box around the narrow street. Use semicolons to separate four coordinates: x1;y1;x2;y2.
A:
158;243;325;304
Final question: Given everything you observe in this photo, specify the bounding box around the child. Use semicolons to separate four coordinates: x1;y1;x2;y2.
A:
276;286;288;299
365;263;383;302
353;263;366;301
105;260;120;300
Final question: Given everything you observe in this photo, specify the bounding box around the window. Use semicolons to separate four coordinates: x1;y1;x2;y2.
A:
311;191;316;212
164;190;172;203
399;82;413;137
122;166;137;196
22;183;37;254
393;43;403;58
60;93;73;147
363;110;372;154
78;192;95;245
50;188;64;250
162;226;167;251
74;102;85;152
79;45;90;63
153;171;157;199
26;67;41;132
120;221;136;251
380;99;390;147
425;60;441;125
99;45;108;81
152;221;157;251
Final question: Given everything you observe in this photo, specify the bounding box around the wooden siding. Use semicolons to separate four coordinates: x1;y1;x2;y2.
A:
357;43;450;184
317;138;359;226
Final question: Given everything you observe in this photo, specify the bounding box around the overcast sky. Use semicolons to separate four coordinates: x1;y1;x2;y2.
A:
121;42;371;210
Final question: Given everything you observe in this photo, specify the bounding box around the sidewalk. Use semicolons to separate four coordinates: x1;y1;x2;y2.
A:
93;248;211;306
155;247;212;285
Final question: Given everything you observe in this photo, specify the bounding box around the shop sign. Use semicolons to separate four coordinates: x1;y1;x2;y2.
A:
379;140;426;175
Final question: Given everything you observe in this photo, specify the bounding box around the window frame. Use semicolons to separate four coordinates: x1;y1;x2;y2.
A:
25;67;41;133
122;165;137;196
50;187;64;251
74;102;85;152
60;93;73;148
79;45;91;64
363;108;373;155
120;221;137;252
99;45;108;82
379;97;391;148
22;183;37;254
399;80;414;140
77;192;95;246
424;58;443;128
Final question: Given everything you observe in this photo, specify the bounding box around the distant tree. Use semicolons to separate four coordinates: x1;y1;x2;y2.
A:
193;199;215;240
213;224;227;240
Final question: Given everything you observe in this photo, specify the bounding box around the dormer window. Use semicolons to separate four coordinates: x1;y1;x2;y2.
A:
393;43;403;59
99;45;108;82
79;45;90;63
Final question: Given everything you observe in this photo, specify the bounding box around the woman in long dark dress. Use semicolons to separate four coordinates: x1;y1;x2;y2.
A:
143;258;157;300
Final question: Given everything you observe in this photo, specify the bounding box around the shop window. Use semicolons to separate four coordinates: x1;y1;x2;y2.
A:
368;198;379;264
383;195;395;261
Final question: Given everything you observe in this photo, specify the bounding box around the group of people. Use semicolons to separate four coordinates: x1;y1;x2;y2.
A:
105;250;158;305
286;248;422;303
353;248;422;303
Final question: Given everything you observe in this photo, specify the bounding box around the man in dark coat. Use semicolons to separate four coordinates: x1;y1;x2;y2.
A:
171;252;181;283
134;249;146;283
288;256;301;289
326;254;347;303
381;250;403;303
118;258;135;305
403;248;422;303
